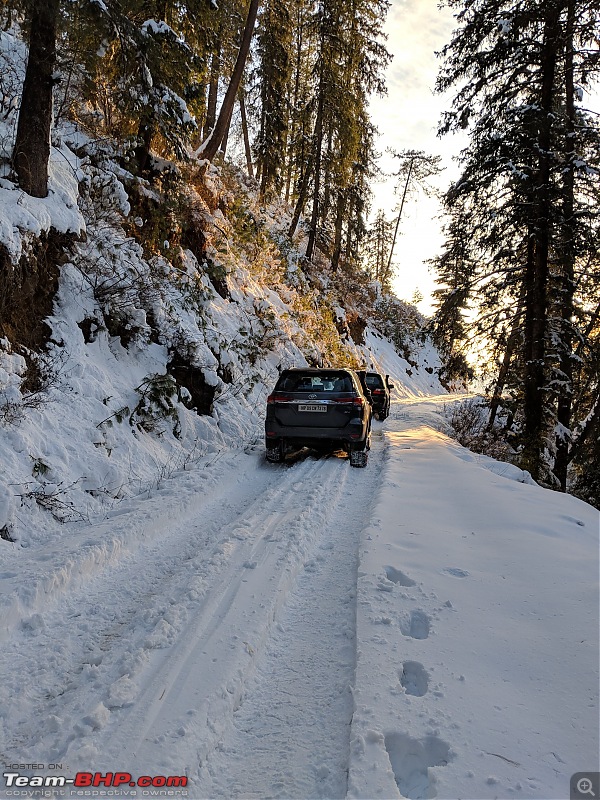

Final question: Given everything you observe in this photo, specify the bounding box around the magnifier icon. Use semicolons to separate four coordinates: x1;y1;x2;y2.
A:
578;778;596;797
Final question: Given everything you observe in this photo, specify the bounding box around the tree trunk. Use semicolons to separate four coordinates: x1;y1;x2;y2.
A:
204;42;221;139
258;80;268;195
344;195;355;264
330;190;346;271
285;3;303;203
553;0;576;491
239;88;254;177
386;156;414;277
257;36;267;191
321;123;334;225
288;153;313;239
219;101;234;157
521;4;561;481
522;228;547;479
13;0;60;198
198;0;259;162
135;117;155;174
487;304;524;429
305;58;325;261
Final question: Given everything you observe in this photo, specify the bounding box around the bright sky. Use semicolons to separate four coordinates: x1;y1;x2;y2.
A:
372;1;599;319
369;0;465;315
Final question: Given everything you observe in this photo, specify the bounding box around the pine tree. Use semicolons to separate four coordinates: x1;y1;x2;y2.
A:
67;0;206;169
302;0;390;262
386;150;442;279
365;210;394;289
436;0;600;485
255;0;293;197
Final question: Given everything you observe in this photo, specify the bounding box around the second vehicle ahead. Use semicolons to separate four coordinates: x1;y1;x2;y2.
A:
265;368;372;467
364;371;394;420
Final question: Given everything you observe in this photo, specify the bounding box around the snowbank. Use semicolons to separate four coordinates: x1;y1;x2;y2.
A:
348;398;599;800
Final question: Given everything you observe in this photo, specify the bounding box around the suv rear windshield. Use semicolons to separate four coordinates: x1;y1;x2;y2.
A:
365;373;384;389
277;372;354;393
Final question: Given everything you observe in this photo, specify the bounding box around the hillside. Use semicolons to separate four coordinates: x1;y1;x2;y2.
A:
0;25;444;547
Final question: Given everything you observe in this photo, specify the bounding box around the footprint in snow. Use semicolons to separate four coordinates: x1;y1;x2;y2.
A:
400;661;429;697
442;567;470;578
385;732;453;799
400;610;431;640
560;514;585;527
384;565;416;587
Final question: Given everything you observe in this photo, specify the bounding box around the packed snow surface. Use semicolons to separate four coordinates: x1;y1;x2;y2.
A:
0;383;597;800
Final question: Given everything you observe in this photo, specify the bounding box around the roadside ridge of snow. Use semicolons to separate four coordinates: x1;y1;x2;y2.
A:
0;449;245;641
348;399;599;800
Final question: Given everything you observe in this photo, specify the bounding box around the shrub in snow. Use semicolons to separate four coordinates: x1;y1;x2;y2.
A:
129;373;181;437
443;398;516;463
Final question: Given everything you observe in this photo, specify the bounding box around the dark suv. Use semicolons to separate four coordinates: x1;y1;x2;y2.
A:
265;368;372;467
364;371;394;420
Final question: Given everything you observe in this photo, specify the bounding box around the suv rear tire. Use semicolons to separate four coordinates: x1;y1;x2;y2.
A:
265;438;285;463
350;449;368;468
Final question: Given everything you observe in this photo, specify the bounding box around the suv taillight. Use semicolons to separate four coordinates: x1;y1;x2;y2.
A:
267;393;293;404
372;389;384;395
333;396;364;407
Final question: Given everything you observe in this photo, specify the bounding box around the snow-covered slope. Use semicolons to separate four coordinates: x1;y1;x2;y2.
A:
359;327;443;399
0;136;442;550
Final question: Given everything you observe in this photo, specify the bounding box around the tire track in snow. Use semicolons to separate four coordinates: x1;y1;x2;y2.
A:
197;436;387;799
99;455;344;771
1;449;285;759
0;445;377;786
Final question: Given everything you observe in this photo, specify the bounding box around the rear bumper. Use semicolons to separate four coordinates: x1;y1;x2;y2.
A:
265;419;367;444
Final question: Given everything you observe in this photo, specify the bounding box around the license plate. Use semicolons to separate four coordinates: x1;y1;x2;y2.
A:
298;404;327;413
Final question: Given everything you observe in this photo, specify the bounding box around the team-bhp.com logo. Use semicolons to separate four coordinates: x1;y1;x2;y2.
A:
3;771;188;793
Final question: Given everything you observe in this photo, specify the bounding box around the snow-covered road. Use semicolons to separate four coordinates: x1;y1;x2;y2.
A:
1;395;598;800
0;422;386;797
198;435;386;799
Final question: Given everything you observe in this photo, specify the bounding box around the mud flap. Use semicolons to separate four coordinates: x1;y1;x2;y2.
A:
350;450;368;468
